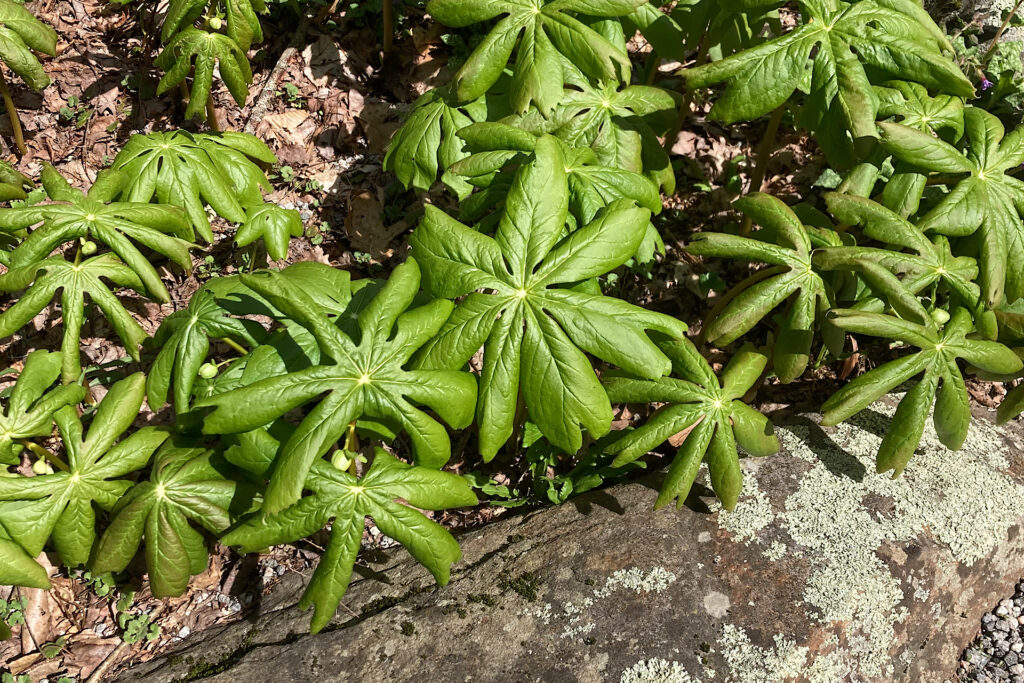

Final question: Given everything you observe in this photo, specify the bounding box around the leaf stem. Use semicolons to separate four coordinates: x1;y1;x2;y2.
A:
17;439;69;472
982;0;1024;68
206;96;221;132
925;173;969;186
663;21;714;153
740;104;786;236
0;69;27;156
220;337;248;356
382;0;394;55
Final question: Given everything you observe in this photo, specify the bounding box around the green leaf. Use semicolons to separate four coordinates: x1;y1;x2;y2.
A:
156;28;253;121
0;254;149;383
224;445;475;633
823;307;1021;474
412;135;685;458
879;107;1024;306
235;203;302;261
0;165;194;302
427;0;644;113
0;374;167;567
686;193;833;382
196;259;477;513
111;130;274;243
0;0;57;91
603;340;777;510
0;527;49;590
0;351;84;464
685;0;972;165
91;441;237;597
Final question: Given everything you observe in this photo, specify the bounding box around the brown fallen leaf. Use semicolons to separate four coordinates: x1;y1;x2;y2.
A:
345;190;405;255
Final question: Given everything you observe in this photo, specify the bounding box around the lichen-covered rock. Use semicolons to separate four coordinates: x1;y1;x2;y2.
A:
116;401;1024;682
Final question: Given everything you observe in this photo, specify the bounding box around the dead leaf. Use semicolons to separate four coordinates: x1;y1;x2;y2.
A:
345;191;404;255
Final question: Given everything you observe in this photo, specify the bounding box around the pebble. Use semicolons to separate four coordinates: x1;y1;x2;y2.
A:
960;580;1024;683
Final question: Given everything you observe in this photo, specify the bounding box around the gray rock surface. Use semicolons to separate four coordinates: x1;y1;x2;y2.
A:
116;400;1024;682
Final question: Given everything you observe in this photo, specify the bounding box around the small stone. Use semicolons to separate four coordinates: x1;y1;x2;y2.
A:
178;626;191;639
1011;664;1024;676
1006;652;1019;667
1012;642;1023;653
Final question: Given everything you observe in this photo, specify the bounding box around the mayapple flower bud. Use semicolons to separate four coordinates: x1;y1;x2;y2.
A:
199;362;219;379
32;458;53;475
80;240;97;255
209;16;222;30
930;308;950;325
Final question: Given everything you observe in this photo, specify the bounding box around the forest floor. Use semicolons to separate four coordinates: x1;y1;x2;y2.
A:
0;0;1014;680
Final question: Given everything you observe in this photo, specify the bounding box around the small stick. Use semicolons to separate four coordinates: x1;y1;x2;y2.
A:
982;0;1024;68
0;70;27;155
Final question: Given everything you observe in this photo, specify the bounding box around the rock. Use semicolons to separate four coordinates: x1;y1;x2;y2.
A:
116;400;1024;682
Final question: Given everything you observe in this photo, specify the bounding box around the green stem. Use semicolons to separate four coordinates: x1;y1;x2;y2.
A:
740;104;786;236
18;439;69;472
0;69;26;156
220;337;249;356
343;421;359;476
982;0;1024;69
206;96;221;132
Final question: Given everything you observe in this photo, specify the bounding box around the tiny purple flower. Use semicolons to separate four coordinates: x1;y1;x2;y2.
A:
982;78;994;91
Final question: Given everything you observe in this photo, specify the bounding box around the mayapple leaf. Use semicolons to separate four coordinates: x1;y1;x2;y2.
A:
879;107;1024;306
196;259;478;514
0;164;194;302
427;0;644;113
0;527;49;589
235;203;303;261
0;374;167;567
0;254;148;383
91;441;237;598
156;28;253;121
112;130;276;242
147;276;266;414
684;0;972;165
604;341;777;510
0;160;32;202
384;87;484;193
823;307;1021;475
224;438;475;633
686;192;835;382
0;0;57;91
0;350;85;464
412;135;686;458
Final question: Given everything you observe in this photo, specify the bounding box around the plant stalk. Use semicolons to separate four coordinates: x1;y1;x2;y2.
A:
982;0;1024;68
0;70;26;155
662;22;714;153
220;337;248;356
382;0;394;55
18;439;69;472
206;96;221;132
740;104;786;235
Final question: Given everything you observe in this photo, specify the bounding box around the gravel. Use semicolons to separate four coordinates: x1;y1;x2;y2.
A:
960;581;1024;682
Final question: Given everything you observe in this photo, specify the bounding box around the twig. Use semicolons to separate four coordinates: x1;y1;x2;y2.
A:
85;602;168;683
0;69;26;155
243;24;309;135
982;0;1024;68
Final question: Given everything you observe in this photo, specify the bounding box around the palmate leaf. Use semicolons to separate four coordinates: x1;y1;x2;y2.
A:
879;107;1024;307
0;164;194;302
147;276;266;414
0;160;31;202
111;130;276;242
426;0;644;113
0;374;167;567
196;259;478;514
0;254;148;383
411;135;686;459
819;192;994;337
163;0;267;51
384;87;486;193
155;28;253;121
684;0;973;165
0;351;84;464
605;341;777;510
548;80;677;193
0;0;57;91
686;193;835;382
874;81;964;218
450;125;664;259
235;203;303;261
0;526;49;589
223;431;476;633
670;0;781;62
91;442;237;598
823;307;1021;475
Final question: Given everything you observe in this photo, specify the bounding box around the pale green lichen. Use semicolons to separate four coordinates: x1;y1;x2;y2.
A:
718;625;808;683
594;567;678;598
709;399;1024;681
620;658;697;683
